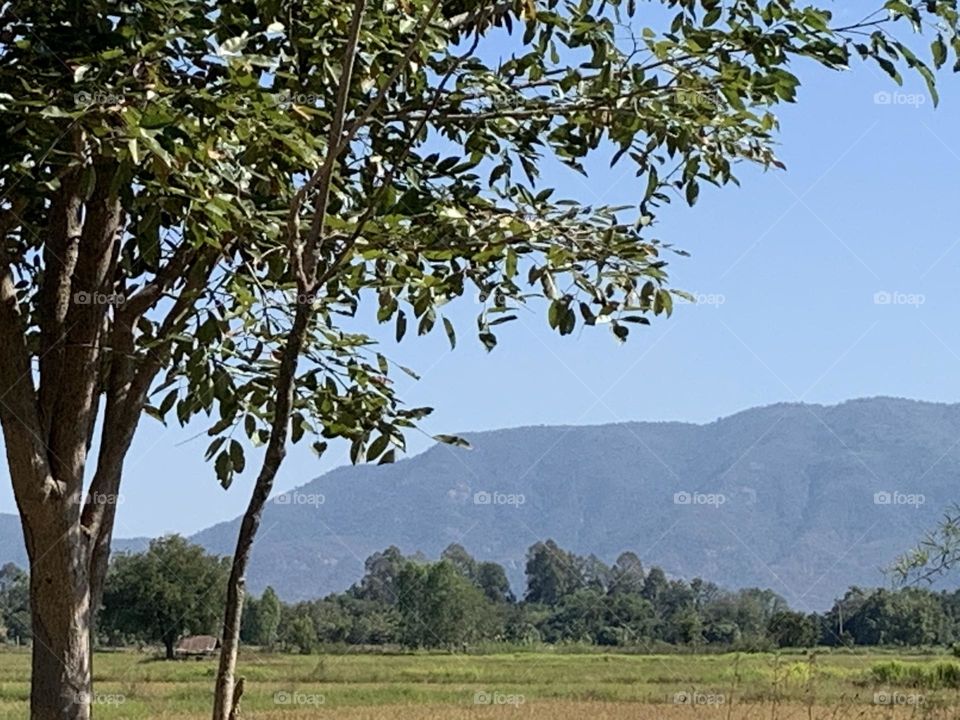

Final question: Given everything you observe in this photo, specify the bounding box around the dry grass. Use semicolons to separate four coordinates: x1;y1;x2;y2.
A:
207;701;960;720
2;649;960;718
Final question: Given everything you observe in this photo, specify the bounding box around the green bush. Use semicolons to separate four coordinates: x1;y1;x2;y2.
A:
869;660;960;689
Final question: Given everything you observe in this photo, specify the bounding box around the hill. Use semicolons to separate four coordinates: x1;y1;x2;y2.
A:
3;397;959;609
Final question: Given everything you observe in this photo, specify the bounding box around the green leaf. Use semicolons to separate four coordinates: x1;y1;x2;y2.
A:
932;35;947;70
229;439;245;473
434;434;471;448
367;434;390;461
442;317;456;350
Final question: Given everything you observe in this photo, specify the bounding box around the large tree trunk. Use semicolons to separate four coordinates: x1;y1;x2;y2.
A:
26;525;92;720
0;146;218;719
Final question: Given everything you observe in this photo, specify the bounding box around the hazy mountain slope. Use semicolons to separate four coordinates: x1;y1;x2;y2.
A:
3;397;959;609
0;513;26;568
190;397;960;609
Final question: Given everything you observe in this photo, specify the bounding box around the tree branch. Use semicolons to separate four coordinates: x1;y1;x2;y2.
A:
0;251;51;516
44;161;124;501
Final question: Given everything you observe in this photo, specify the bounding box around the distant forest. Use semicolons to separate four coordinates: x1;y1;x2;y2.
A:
2;537;958;654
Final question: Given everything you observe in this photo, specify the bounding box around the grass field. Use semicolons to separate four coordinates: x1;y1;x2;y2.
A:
2;647;960;718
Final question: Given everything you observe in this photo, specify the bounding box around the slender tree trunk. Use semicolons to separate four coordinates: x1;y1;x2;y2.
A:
211;0;375;714
211;309;311;720
27;526;92;720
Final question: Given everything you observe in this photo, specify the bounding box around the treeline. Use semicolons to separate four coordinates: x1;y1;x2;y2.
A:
2;538;960;653
246;541;960;652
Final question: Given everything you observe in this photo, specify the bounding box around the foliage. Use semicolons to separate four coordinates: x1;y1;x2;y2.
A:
100;536;230;658
892;504;960;583
94;538;960;653
869;660;960;689
242;586;282;648
0;563;30;645
3;0;959;492
396;560;493;647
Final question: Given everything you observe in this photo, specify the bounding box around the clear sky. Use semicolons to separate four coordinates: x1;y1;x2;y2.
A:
3;3;960;539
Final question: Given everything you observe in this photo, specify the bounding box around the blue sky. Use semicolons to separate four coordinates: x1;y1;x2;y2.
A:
4;4;960;538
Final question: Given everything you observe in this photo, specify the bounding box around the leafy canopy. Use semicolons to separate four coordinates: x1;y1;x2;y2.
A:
1;0;958;487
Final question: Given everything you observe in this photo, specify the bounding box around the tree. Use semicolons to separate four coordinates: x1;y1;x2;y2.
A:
396;560;492;647
0;563;30;645
839;588;942;646
641;567;669;606
893;504;960;583
100;536;229;659
525;540;582;605
440;545;515;603
255;587;282;649
441;543;478;582
351;547;408;605
609;552;645;596
279;608;318;654
768;610;819;648
476;561;515;604
580;554;612;593
3;2;959;718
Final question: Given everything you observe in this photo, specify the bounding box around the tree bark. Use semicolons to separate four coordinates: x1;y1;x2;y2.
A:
211;308;311;720
25;521;92;720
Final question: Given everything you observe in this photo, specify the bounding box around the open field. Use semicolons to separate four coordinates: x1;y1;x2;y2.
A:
2;648;960;718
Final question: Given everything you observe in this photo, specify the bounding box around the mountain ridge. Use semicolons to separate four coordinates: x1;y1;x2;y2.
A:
2;396;958;610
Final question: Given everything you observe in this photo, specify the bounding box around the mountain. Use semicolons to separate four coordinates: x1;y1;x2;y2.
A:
3;397;960;609
0;513;26;568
